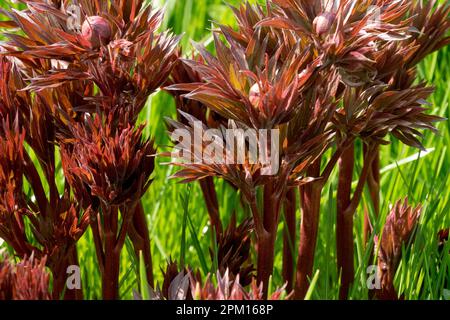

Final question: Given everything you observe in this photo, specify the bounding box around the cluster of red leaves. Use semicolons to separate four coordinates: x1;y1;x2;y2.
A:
165;0;449;299
167;0;446;180
140;265;286;301
61;115;155;207
0;0;179;300
0;56;90;299
0;0;448;301
374;199;422;300
0;253;51;300
190;270;286;301
213;215;254;287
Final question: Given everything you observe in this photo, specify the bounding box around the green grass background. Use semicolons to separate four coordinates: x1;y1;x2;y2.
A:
0;0;449;300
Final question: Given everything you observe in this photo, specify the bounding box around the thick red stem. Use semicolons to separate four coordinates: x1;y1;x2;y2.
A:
364;146;380;243
256;231;277;299
256;182;280;299
364;145;380;299
128;202;154;287
283;188;296;293
101;205;120;300
199;176;223;236
336;143;355;300
294;161;321;299
50;246;83;300
51;263;68;300
102;251;120;300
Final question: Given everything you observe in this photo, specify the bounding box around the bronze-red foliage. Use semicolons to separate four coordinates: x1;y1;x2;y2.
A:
61;114;155;207
374;199;422;300
0;254;51;300
0;0;179;300
166;0;449;300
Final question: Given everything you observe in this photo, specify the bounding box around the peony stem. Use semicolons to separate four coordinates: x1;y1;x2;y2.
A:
337;144;377;299
364;145;380;243
50;246;83;300
336;143;355;300
199;176;223;236
128;201;154;288
102;204;119;300
283;188;297;293
294;160;321;299
364;144;380;299
256;182;280;299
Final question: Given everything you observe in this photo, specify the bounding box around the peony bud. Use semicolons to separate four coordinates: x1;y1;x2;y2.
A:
313;12;336;36
249;83;261;107
81;16;112;49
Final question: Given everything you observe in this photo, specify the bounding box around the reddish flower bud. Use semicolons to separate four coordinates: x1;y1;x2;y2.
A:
249;83;261;107
81;16;112;49
313;12;336;36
